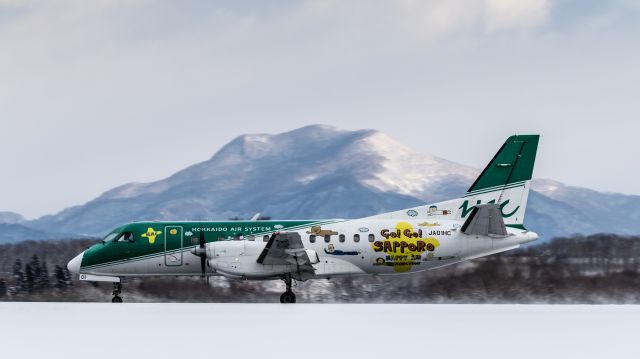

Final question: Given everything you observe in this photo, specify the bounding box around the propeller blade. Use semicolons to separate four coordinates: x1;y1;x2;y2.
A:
200;255;206;277
199;231;206;278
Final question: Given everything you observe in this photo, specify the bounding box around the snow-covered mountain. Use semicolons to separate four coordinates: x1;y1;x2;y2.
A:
0;211;89;243
0;223;76;243
14;125;640;242
0;211;25;224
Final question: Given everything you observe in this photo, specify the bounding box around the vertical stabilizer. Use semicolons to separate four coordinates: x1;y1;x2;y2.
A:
457;135;539;227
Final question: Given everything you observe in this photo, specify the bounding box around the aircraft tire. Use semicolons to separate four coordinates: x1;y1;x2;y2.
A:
112;296;123;303
280;291;296;304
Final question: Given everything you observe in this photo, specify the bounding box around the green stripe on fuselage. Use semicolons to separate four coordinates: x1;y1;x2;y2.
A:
81;220;338;269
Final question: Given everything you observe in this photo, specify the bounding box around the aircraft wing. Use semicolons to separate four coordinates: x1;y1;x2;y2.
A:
257;232;319;268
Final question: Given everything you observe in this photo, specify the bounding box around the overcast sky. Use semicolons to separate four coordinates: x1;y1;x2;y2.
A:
1;0;639;219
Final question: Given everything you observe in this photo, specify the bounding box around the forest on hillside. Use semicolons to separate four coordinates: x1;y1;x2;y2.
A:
1;234;639;303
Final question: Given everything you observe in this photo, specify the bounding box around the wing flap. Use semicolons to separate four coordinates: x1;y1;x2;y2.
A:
257;232;318;269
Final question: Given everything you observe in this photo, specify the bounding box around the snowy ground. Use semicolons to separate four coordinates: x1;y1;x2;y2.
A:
1;303;637;359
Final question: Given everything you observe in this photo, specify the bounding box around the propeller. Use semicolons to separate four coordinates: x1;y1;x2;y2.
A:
199;230;206;278
190;231;207;280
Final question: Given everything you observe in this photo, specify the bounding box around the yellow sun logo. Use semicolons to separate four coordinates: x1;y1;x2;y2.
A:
141;227;162;244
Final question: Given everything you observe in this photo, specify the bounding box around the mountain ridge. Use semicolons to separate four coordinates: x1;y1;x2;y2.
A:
6;125;639;242
0;211;25;224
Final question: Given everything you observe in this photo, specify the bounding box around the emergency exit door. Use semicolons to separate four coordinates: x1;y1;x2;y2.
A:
164;226;183;266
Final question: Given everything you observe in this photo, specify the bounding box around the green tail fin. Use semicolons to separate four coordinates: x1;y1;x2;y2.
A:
467;135;540;193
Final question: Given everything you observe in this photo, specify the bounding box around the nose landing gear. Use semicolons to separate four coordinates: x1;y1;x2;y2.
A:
111;282;123;303
279;274;296;304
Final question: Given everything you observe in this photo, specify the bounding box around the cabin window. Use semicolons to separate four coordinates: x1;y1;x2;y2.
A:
248;235;255;241
339;234;345;243
368;234;375;242
263;235;269;242
310;235;316;243
233;234;242;241
117;232;135;243
324;235;331;243
353;234;360;242
218;236;225;241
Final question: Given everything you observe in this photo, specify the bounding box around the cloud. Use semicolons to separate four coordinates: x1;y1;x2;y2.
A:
483;0;553;30
0;0;26;6
1;0;640;218
297;0;555;42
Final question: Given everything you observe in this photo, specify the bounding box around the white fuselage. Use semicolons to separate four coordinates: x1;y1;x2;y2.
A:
80;219;537;280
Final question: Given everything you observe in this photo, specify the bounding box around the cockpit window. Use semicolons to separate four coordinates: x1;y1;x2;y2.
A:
117;232;135;243
102;232;120;243
102;231;135;243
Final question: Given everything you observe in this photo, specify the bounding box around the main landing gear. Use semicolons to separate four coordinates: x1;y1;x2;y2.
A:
280;274;296;304
111;282;123;303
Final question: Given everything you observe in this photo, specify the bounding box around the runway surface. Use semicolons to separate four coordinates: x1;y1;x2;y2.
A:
0;303;637;359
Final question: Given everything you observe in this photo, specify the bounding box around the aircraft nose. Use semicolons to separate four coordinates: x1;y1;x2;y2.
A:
67;251;84;274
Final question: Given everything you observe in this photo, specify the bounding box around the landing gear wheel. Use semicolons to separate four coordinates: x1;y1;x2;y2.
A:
279;274;297;303
111;282;123;303
280;291;296;304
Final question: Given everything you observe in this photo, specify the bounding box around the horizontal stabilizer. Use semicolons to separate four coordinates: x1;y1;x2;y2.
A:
461;204;507;237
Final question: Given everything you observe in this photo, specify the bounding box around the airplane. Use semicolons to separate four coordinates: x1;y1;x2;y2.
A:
67;134;540;303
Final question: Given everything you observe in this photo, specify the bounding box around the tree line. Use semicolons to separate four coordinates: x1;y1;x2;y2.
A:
0;239;94;301
1;234;639;303
4;255;72;296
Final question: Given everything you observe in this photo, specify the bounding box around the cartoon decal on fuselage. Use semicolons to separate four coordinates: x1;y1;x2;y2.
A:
307;226;338;236
66;134;541;304
324;243;360;256
417;221;440;227
372;222;441;272
426;205;450;216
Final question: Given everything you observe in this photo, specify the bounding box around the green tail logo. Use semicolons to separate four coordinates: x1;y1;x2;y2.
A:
459;199;519;218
